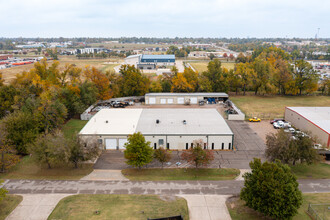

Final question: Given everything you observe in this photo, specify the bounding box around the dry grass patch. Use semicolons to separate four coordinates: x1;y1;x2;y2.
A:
0;195;23;220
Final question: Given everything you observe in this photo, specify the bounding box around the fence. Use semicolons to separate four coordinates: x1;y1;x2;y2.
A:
307;203;330;220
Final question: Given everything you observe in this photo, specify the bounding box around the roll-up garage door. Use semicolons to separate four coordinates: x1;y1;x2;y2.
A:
177;97;184;104
149;97;156;104
105;139;117;150
160;98;166;104
190;97;197;104
167;98;173;104
119;139;128;149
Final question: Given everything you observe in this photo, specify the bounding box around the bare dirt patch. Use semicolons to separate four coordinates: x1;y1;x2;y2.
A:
247;121;275;143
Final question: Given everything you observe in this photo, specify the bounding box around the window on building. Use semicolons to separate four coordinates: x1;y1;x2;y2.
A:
229;143;231;150
222;143;224;150
186;143;188;150
159;139;164;146
167;143;170;149
212;143;214;150
204;143;207;149
191;143;193;148
154;143;157;150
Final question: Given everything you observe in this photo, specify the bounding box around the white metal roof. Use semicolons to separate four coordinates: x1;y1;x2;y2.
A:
79;108;233;136
287;107;330;134
145;93;229;97
136;109;233;135
79;109;143;135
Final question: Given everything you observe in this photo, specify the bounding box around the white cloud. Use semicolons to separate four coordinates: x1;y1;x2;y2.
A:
0;0;329;37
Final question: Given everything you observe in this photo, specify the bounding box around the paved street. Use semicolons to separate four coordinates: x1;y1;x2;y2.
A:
4;179;330;195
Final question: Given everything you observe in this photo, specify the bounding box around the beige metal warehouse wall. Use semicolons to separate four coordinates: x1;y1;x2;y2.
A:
145;95;203;105
285;108;329;147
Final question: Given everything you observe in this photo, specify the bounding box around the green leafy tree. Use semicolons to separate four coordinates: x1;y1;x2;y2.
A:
68;135;100;168
240;158;302;220
124;132;153;169
119;65;150;96
154;147;171;169
266;129;320;165
0;123;19;173
208;53;215;60
28;131;68;169
293;60;318;95
0;85;17;119
2;111;39;154
181;140;214;169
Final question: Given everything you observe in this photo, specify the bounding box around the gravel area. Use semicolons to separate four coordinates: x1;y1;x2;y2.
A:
247;120;276;143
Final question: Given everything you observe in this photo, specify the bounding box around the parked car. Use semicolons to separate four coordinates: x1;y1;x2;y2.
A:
273;122;281;129
288;128;295;133
270;118;285;124
313;144;323;149
249;117;261;122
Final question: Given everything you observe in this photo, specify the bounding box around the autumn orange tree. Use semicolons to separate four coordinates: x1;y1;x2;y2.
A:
181;139;214;169
84;67;112;100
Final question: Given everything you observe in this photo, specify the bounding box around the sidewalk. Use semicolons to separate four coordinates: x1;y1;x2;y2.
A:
179;195;232;220
80;169;128;181
6;194;71;220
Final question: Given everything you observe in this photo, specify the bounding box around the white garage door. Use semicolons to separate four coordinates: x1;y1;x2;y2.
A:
119;139;128;149
167;98;173;104
160;98;166;104
190;97;197;104
149;97;156;104
105;139;117;150
177;97;184;104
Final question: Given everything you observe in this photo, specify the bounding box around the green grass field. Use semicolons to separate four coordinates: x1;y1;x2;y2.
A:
48;194;189;220
230;95;330;119
0;195;23;220
62;119;87;139
226;193;330;220
122;168;239;181
0;156;93;180
189;61;235;72
290;163;330;179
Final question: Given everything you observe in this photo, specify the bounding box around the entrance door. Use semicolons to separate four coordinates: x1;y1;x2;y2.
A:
105;139;117;150
177;97;184;104
190;97;198;104
149;97;156;104
118;139;128;150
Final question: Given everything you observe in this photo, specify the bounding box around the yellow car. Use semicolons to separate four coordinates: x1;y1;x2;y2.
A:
249;117;261;122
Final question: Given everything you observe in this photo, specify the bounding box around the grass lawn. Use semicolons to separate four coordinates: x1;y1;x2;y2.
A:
230;95;330;119
0;195;23;220
290;163;330;179
62;119;87;139
226;193;330;220
48;194;189;220
0;156;93;180
122;168;240;181
189;61;235;72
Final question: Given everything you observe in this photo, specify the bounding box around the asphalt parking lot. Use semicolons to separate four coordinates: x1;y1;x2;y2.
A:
94;120;266;170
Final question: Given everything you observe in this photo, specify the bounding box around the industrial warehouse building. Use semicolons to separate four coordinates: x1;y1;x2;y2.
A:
285;107;330;148
79;108;234;150
124;54;175;70
145;93;229;105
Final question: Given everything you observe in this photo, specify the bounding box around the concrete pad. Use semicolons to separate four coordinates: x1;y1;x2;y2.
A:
179;195;232;220
6;194;71;220
80;169;128;181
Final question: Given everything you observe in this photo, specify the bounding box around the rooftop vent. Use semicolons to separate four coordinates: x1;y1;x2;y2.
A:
183;120;186;125
105;120;108;123
156;119;160;124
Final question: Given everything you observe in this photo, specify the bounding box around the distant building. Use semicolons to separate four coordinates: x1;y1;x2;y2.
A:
124;54;175;70
285;107;330;148
0;54;13;60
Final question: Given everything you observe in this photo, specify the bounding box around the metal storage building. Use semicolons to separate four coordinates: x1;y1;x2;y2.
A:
79;108;234;150
285;107;330;148
145;93;229;105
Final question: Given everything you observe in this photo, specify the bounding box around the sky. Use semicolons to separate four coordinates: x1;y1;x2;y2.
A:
1;0;329;38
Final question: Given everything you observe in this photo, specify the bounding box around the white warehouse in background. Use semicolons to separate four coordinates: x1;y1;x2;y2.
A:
79;108;234;150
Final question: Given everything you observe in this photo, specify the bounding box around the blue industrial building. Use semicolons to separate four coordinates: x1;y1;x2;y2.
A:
140;54;175;63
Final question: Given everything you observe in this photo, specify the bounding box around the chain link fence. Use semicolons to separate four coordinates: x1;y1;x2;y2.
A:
307;203;330;220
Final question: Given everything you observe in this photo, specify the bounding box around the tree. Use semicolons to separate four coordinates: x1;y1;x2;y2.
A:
266;129;320;165
84;67;112;100
203;59;228;92
119;65;149;97
2;111;39;154
0;123;19;173
0;85;17;119
181;140;214;169
240;158;302;220
208;53;215;60
293;60;318;95
0;72;4;86
171;73;193;92
68;135;100;168
124;132;153;169
28;131;68;169
154;147;171;169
